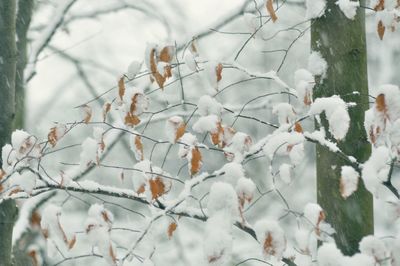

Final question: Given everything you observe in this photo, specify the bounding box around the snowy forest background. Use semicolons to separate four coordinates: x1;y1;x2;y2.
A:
2;0;400;265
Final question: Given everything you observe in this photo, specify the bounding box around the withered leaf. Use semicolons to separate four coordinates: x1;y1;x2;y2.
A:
134;135;144;161
124;113;141;127
266;0;278;22
159;46;175;63
190;147;202;176
294;122;303;133
377;20;385;40
167;222;178;239
118;76;125;101
103;102;111;122
149;176;167;200
216;63;223;82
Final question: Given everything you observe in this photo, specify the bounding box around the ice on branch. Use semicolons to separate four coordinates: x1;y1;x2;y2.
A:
197;95;223;117
336;0;360;20
309;96;350;140
255;219;286;261
306;0;327;19
294;69;315;106
272;103;296;125
165;116;186;143
85;204;117;265
223;132;252;162
361;146;391;196
308;51;327;79
340;166;359;199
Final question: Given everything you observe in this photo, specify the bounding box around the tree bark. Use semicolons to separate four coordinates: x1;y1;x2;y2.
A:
0;1;18;265
311;0;373;255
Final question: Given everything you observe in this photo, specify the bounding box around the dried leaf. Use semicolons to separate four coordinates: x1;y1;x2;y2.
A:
266;0;278;22
109;244;117;264
68;235;77;249
263;233;275;256
42;228;49;239
175;123;186;142
118;76;125;101
30;211;41;227
378;20;385;40
28;249;39;266
190;147;202;176
149;48;166;89
137;183;146;194
124;113;140;127
374;0;385;11
376;94;386;112
208;251;224;263
294;122;303;133
216;63;223;82
159;46;175;63
134;135;144;160
149;176;167;200
210;122;224;147
164;64;172;78
103;102;111;122
190;38;199;56
304;92;312;106
82;105;92;124
167;222;177;239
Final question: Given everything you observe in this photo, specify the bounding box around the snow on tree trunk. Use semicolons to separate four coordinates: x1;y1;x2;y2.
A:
311;0;373;255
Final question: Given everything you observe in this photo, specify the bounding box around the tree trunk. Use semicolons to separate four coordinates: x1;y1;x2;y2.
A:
311;0;373;255
0;1;18;265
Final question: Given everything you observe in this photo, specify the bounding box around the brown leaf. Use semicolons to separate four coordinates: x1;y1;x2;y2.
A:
28;249;39;266
149;48;166;89
42;228;49;239
175;123;186;142
137;183;146;194
304;92;312;106
167;222;178;239
210;122;224;147
8;187;22;196
266;0;278;22
159;46;175;63
30;211;41;227
190;38;199;56
124;113;140;127
208;251;224;263
374;0;385;11
376;94;386;112
190;147;202;176
149;176;167;200
118;76;125;101
82;105;92;124
103;102;111;122
378;20;385;40
216;63;223;82
68;235;77;250
48;127;58;147
134;135;144;160
109;244;117;264
164;64;172;78
294;122;303;133
263;233;275;256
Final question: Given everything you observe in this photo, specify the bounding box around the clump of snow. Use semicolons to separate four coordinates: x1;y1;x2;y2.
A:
207;182;238;218
79;137;99;172
235;177;256;203
223;132;252;162
279;163;292;184
184;53;198;72
317;243;343;266
308;51;327;79
127;60;142;79
197;95;223;117
178;133;198;158
262;132;305;165
305;0;327;19
192;115;219;133
361;146;391;196
304;203;323;227
340;166;359;198
336;0;360;20
309;96;350;140
255;219;286;260
272;103;296;125
9;171;37;195
165;116;185;143
359;235;387;262
294;68;315;106
220;162;245;186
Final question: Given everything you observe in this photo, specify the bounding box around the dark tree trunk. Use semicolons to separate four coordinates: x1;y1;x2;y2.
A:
311;0;373;255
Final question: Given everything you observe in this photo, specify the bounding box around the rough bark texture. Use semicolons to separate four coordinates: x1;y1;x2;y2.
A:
0;1;18;265
311;0;373;255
